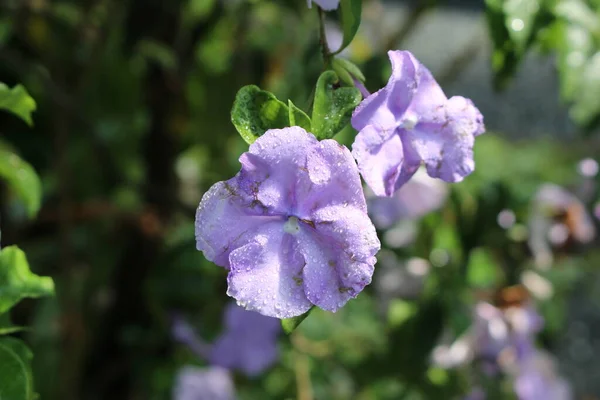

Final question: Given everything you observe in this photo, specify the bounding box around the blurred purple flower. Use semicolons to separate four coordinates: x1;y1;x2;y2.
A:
351;50;485;197
307;0;340;11
210;303;280;376
173;366;236;400
172;303;280;377
472;302;543;369
195;127;380;318
367;168;448;230
514;351;573;400
528;184;595;269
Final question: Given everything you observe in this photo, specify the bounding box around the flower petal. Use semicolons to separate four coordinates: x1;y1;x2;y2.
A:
402;96;483;182
195;181;280;267
298;139;368;216
210;303;280;376
351;51;418;133
300;205;379;312
226;222;312;318
352;125;416;196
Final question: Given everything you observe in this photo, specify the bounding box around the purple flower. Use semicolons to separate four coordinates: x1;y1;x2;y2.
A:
173;366;236;400
514;351;573;400
307;0;339;11
367;168;448;229
351;50;485;197
195;127;380;318
210;303;280;376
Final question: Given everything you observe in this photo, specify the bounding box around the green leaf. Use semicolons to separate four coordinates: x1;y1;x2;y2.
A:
335;0;362;55
0;337;34;400
231;85;290;144
503;0;540;52
287;100;311;132
0;83;36;126
311;71;362;140
281;307;313;334
333;57;365;82
136;39;177;71
466;248;502;288
331;58;355;87
0;246;54;315
0;312;24;335
570;51;600;127
0;144;42;218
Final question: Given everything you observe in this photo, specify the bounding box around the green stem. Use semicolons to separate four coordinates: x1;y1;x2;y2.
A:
317;7;332;68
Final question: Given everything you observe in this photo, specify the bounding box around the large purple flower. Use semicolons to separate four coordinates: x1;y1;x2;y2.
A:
351;50;485;197
195;127;380;318
210;303;280;376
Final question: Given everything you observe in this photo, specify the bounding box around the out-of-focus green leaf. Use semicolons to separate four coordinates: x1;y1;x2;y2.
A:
335;0;362;55
281;307;313;334
554;22;593;101
311;71;361;140
503;0;541;52
0;312;23;335
569;51;600;127
0;83;36;126
0;144;42;218
554;0;600;35
136;39;177;71
288;100;311;132
466;248;502;288
0;246;55;315
0;337;34;400
231;85;289;144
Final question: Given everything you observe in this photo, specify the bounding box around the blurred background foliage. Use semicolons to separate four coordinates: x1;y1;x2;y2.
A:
1;0;600;399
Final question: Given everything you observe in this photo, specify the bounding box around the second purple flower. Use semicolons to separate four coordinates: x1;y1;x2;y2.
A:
351;50;485;197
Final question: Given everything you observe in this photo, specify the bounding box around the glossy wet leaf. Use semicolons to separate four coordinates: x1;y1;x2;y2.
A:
231;85;289;144
0;337;35;400
0;246;55;315
0;83;36;126
287;100;311;132
311;71;361;140
0;144;42;218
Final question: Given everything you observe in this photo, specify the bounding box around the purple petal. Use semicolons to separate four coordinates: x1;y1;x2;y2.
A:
210;303;280;376
402;96;483;183
226;222;312;319
298;139;368;216
367;169;449;229
195;181;280;267
300;205;379;312
352;125;416;196
173;366;236;400
307;0;340;11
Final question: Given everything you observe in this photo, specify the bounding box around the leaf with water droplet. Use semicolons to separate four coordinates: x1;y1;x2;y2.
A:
0;83;36;126
281;306;314;334
311;71;361;140
231;85;290;145
0;142;42;218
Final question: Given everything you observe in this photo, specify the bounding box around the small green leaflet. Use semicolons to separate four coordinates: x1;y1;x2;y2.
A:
0;83;36;126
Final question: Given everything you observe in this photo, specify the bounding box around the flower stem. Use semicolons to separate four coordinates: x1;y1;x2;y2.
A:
317;6;332;68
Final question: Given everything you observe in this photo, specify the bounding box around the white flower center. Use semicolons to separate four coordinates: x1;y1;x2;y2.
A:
283;216;301;235
399;114;418;130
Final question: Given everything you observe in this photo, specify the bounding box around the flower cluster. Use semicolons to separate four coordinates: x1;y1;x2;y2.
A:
195;50;484;318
